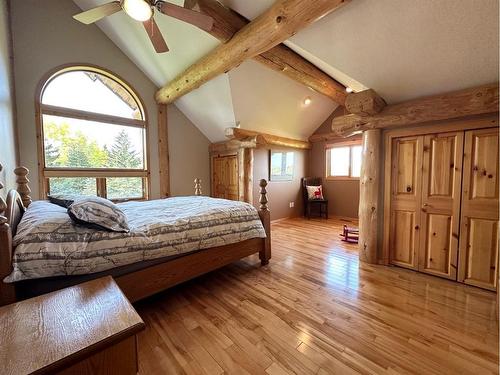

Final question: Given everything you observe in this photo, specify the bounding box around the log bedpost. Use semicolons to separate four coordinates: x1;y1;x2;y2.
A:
358;129;381;264
258;179;271;265
14;167;32;208
0;163;16;306
194;178;202;196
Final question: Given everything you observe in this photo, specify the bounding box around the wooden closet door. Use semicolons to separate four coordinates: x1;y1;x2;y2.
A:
213;156;227;199
458;128;499;291
418;132;464;279
389;136;423;270
212;155;239;200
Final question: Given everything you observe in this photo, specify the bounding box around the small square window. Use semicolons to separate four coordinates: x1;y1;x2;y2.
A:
270;150;294;181
326;143;362;179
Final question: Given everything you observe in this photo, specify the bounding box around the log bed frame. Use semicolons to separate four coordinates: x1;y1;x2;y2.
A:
0;165;271;306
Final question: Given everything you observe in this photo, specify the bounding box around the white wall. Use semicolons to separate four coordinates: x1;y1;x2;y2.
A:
10;0;210;199
0;0;17;198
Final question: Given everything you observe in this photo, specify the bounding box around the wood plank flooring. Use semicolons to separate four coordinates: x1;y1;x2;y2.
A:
135;217;499;374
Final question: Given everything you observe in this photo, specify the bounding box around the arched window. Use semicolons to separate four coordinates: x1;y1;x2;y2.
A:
37;65;149;201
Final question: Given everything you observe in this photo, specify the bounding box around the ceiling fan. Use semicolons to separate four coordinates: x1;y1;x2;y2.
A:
73;0;214;53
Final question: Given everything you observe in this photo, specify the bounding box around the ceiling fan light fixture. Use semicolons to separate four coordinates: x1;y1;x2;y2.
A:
122;0;153;21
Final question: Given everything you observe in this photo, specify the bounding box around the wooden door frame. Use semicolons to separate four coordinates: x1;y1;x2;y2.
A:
381;113;499;265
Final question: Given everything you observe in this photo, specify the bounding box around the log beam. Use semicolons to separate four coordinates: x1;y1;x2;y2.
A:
209;137;257;154
345;89;386;116
226;128;311;150
332;83;499;136
187;0;347;105
156;0;348;105
358;129;381;264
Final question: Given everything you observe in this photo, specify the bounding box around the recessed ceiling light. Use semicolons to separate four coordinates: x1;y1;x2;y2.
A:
345;87;353;93
303;97;312;106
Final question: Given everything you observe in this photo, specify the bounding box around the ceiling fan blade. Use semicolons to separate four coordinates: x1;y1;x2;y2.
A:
143;18;169;53
183;0;198;10
73;1;122;24
158;2;214;32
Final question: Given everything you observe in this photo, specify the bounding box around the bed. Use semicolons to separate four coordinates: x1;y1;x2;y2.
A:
0;166;271;306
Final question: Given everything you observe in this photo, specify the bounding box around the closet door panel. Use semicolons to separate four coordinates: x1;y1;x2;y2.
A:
419;133;463;279
389;136;422;270
213;157;226;198
390;210;417;268
459;128;499;290
421;213;453;275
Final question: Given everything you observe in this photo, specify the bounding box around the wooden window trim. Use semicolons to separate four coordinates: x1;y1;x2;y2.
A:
325;141;362;181
41;104;146;129
35;64;151;201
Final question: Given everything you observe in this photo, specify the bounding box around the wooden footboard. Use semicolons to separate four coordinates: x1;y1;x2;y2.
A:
0;167;271;306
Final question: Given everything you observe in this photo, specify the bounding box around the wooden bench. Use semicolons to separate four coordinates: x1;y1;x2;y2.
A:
0;276;145;374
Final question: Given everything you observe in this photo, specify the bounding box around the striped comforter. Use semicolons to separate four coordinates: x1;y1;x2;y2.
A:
5;196;266;282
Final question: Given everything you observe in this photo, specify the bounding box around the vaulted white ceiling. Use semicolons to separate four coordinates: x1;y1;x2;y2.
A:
74;0;499;142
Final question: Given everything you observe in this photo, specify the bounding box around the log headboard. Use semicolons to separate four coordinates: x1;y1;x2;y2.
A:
0;165;32;305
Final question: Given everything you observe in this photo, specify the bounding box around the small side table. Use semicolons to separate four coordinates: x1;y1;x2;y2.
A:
0;276;145;374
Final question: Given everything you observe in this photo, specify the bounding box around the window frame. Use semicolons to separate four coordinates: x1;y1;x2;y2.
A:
325;140;362;181
269;150;295;181
36;64;150;201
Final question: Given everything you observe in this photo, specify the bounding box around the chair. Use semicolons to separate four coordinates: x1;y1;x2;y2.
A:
302;177;328;219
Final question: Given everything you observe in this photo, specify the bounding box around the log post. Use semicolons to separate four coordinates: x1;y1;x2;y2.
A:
258;179;271;265
237;148;245;202
243;148;254;204
358;129;381;264
14;167;32;208
194;178;202;196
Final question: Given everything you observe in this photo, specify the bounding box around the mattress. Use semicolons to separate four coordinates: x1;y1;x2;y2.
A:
5;196;266;282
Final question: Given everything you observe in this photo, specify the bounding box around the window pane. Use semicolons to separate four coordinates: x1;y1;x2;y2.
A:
42;71;142;119
285;152;294;175
329;147;350;176
351;145;362;178
48;177;96;196
106;178;144;200
271;152;283;176
43;115;145;169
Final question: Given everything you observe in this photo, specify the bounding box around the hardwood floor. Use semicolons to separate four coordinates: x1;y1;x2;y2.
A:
135;217;499;374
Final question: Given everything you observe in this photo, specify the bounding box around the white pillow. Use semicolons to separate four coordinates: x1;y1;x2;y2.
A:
306;185;324;200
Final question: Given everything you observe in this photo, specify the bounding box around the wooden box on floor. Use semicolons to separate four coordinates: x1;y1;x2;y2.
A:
0;276;145;375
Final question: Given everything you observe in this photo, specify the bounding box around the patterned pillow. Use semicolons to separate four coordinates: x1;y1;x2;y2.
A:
306;185;324;200
67;196;129;232
47;194;78;208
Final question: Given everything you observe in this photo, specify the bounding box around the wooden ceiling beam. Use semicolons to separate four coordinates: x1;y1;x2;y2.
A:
209;137;257;153
156;0;349;105
226;128;311;150
345;89;386;115
331;83;499;136
186;0;347;105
